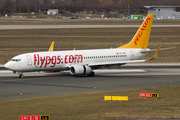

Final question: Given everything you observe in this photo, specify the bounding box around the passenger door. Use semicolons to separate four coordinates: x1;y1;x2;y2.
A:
26;55;32;66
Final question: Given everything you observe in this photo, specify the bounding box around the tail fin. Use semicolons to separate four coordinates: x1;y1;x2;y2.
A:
117;14;154;49
48;41;54;52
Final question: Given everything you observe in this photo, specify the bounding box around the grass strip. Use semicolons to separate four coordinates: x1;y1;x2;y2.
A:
0;86;180;120
0;28;179;64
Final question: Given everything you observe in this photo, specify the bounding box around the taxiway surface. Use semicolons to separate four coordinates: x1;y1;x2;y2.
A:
0;65;180;101
1;24;180;30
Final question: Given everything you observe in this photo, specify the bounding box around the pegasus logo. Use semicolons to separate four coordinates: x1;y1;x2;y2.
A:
134;16;151;45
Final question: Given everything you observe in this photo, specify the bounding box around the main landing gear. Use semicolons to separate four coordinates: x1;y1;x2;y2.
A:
88;71;95;76
19;74;24;78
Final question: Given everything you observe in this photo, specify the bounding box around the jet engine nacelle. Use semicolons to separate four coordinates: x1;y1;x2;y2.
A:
70;65;92;75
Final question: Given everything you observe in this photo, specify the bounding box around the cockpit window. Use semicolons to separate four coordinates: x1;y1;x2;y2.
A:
11;59;21;62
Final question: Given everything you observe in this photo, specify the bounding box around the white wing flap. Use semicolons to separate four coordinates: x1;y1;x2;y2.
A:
89;60;146;67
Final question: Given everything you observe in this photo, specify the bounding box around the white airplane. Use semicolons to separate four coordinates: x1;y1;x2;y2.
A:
4;14;171;78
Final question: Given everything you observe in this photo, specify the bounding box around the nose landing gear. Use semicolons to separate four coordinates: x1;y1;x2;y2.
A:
13;71;24;78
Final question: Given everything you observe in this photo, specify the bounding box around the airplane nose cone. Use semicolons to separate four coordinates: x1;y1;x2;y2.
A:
4;62;11;70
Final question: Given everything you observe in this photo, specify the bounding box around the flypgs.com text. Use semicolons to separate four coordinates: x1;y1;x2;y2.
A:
33;54;83;68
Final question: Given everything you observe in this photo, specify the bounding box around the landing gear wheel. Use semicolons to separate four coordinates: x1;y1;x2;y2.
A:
19;74;24;78
88;71;95;76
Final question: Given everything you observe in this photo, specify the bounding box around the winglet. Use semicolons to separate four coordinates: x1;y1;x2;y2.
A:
148;47;161;61
48;41;54;52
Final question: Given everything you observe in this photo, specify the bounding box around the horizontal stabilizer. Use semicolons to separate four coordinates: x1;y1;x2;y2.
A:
141;47;175;53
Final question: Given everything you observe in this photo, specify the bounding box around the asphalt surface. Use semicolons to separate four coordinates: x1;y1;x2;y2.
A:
1;24;180;30
0;64;180;101
1;64;180;70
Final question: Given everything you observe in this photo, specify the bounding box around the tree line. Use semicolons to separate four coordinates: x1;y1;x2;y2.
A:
1;0;180;14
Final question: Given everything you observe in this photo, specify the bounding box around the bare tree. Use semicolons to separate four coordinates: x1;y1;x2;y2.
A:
126;0;132;14
2;0;180;14
41;0;53;9
31;0;41;13
24;0;32;13
16;0;25;13
3;0;14;14
0;0;5;14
